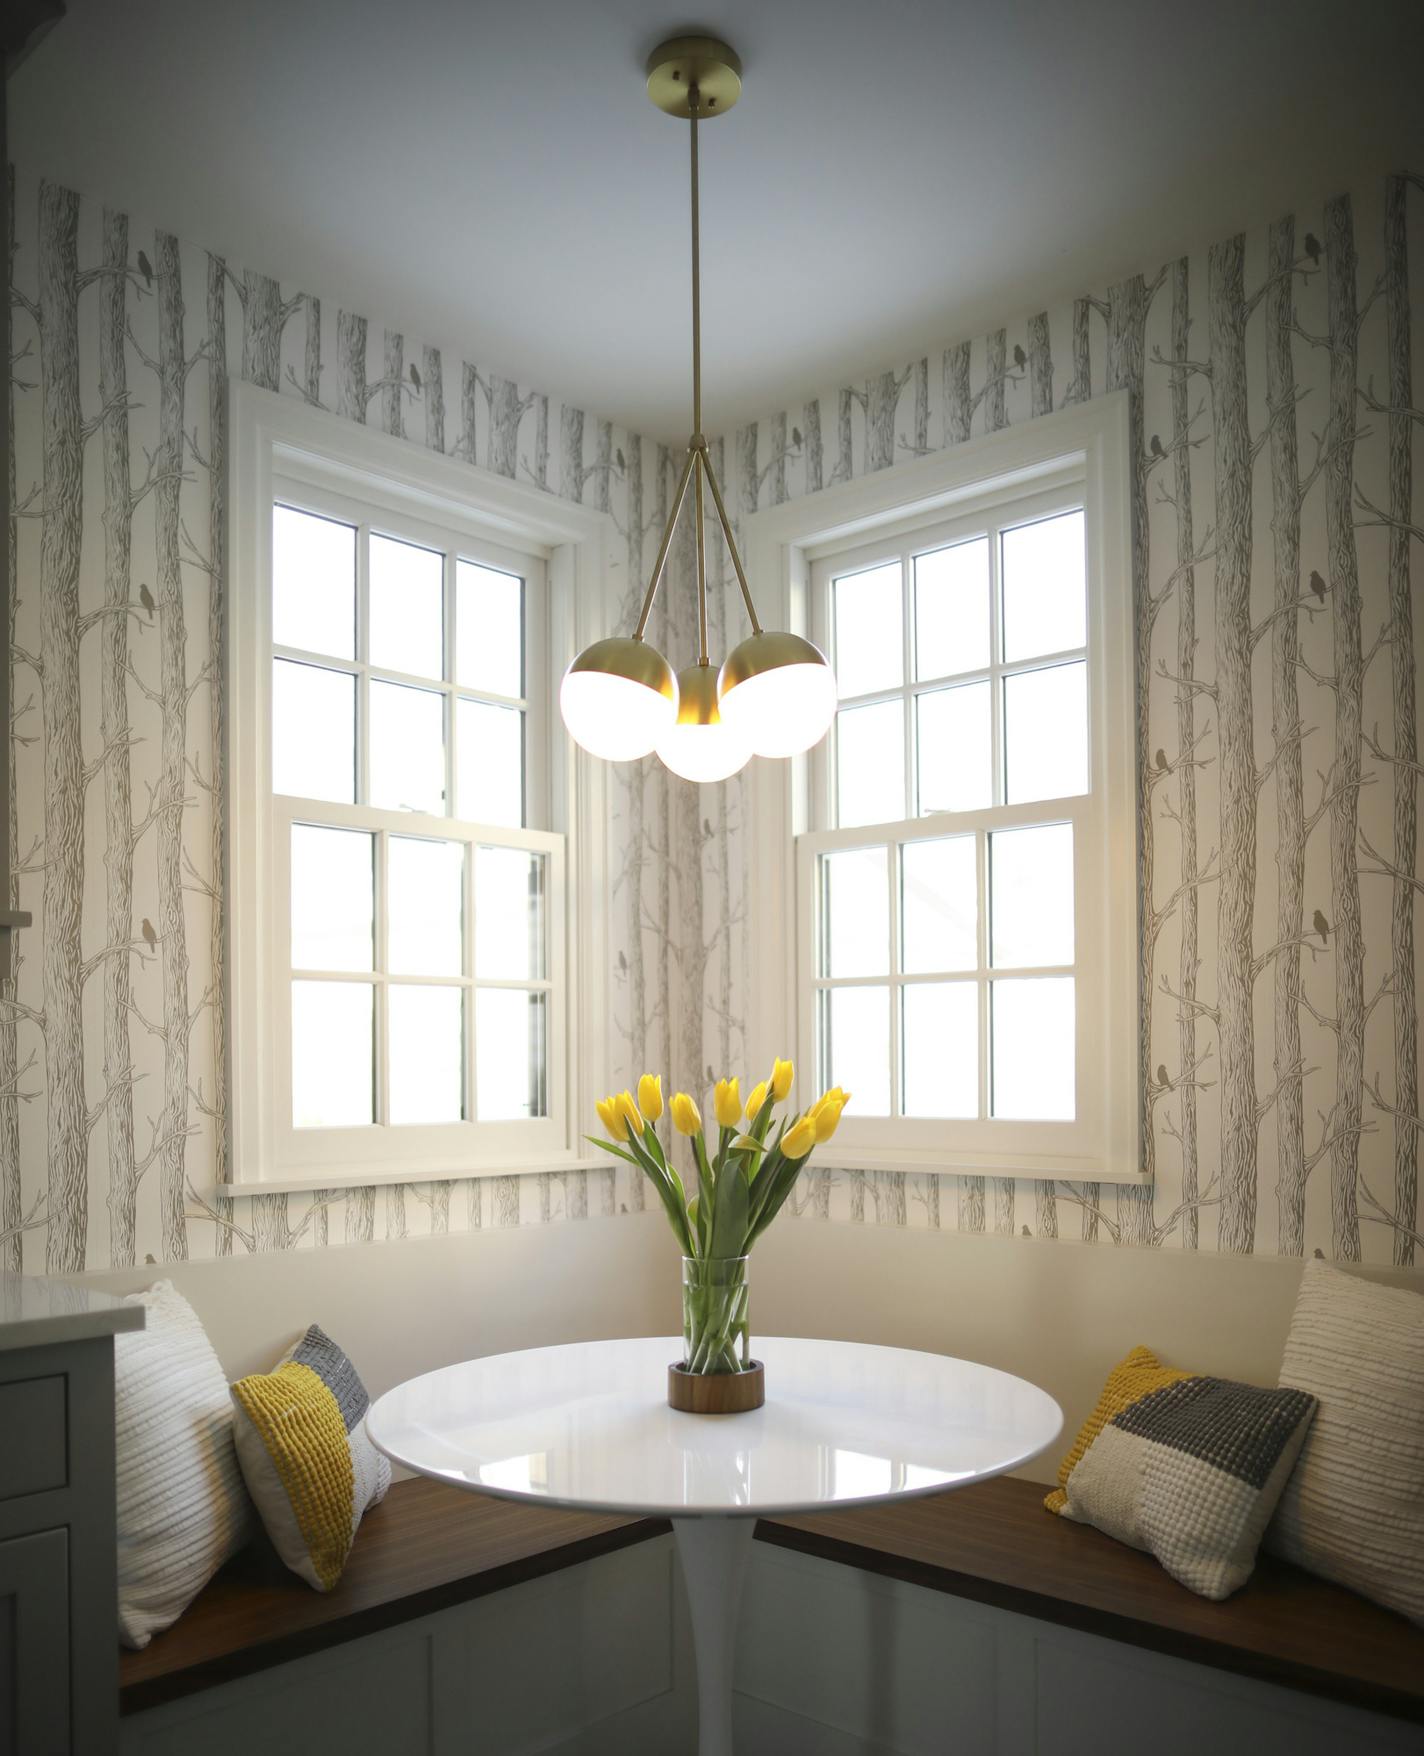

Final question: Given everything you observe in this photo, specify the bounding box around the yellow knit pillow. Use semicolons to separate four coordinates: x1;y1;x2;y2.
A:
230;1325;390;1592
1044;1345;1195;1514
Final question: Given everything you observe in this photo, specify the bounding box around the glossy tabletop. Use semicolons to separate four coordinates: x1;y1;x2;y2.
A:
366;1336;1063;1519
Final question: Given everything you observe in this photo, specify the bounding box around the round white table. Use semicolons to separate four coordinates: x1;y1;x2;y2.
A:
367;1336;1062;1755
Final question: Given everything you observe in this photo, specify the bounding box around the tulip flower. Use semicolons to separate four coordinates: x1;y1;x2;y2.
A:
813;1090;850;1142
770;1057;794;1101
745;1080;768;1121
595;1095;628;1143
616;1090;644;1136
782;1113;817;1159
670;1092;702;1136
637;1072;664;1122
714;1077;742;1129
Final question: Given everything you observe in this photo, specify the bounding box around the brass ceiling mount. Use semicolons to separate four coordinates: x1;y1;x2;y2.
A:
645;35;742;118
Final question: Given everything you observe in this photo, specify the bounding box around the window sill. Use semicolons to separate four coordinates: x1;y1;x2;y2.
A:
810;1148;1149;1186
213;1158;608;1198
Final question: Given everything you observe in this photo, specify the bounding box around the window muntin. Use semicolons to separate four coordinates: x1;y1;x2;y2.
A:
803;483;1105;1169
271;498;532;831
828;506;1088;827
267;481;560;1171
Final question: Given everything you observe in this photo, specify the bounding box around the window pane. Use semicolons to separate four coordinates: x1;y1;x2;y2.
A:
290;825;372;972
916;680;991;814
457;698;524;828
901;836;977;973
914;537;989;679
820;985;890;1116
457;561;524;698
821;847;889;978
389;984;465;1124
370;533;444;681
837;699;904;828
833;561;902;699
292;980;372;1127
273;660;355;803
388;837;464;977
992;976;1075;1119
1001;509;1086;663
991;823;1074;969
476;989;548;1119
475;847;545;980
273;505;355;660
902;983;978;1117
1003;661;1087;804
370;679;446;814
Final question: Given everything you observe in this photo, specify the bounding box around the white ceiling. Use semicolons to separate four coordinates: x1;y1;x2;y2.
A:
11;0;1422;441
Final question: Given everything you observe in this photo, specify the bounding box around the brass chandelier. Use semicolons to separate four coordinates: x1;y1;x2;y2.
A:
559;36;837;781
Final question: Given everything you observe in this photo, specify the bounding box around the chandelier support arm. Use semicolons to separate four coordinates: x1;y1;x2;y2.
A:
694;454;709;665
699;444;762;637
633;445;697;641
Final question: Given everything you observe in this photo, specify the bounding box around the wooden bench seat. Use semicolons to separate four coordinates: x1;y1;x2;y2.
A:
763;1476;1424;1726
121;1473;1424;1729
119;1478;668;1715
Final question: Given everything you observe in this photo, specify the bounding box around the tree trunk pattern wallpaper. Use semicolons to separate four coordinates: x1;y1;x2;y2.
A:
5;167;1421;1273
5;171;677;1269
754;175;1422;1268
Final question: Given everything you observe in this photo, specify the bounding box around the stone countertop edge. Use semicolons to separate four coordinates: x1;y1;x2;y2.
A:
0;1271;146;1351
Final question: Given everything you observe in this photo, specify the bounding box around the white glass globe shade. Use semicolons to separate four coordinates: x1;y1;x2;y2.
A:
654;664;752;783
718;632;837;759
560;638;677;761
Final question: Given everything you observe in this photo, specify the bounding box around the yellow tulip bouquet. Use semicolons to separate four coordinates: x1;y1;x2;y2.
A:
589;1061;849;1375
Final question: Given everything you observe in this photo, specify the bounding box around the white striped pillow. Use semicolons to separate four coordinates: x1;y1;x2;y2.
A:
115;1282;252;1648
1267;1261;1424;1626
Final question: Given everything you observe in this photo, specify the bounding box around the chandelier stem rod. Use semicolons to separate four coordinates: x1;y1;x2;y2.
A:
694;454;709;665
690;84;702;439
633;444;697;641
699;444;762;636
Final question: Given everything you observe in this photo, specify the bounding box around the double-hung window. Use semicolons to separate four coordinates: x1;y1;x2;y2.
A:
228;386;609;1191
780;408;1138;1184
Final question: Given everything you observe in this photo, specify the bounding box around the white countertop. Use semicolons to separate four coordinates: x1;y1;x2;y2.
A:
368;1335;1063;1519
0;1272;146;1351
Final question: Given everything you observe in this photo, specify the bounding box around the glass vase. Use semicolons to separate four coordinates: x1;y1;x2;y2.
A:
681;1255;751;1375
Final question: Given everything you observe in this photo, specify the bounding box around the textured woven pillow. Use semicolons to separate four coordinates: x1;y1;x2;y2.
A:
1267;1261;1424;1626
1047;1346;1316;1599
115;1282;252;1648
231;1325;390;1592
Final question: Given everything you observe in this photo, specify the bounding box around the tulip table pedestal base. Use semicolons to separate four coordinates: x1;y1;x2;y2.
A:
673;1516;755;1756
366;1335;1062;1756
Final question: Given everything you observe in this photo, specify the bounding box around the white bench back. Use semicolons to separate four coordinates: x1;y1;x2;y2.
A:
754;1221;1417;1483
81;1212;676;1394
79;1208;1417;1487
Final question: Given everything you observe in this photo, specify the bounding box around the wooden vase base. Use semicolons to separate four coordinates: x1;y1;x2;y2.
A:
667;1360;766;1414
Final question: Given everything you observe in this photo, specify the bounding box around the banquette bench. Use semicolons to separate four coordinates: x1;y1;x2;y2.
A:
116;1475;1418;1748
83;1212;1424;1755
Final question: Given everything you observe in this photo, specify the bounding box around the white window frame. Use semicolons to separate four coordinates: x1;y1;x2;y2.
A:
224;382;613;1195
744;393;1144;1187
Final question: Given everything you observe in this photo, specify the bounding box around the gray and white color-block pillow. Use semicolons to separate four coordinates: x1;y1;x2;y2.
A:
1267;1261;1424;1626
115;1282;252;1648
1058;1375;1316;1599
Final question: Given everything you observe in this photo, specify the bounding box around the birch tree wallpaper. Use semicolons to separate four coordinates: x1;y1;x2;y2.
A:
757;176;1424;1269
5;164;1421;1274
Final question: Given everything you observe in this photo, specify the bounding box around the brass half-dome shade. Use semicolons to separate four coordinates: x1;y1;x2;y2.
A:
717;631;838;759
560;636;678;762
655;661;751;783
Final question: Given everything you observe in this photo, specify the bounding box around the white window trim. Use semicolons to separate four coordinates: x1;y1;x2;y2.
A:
223;381;614;1195
743;392;1145;1186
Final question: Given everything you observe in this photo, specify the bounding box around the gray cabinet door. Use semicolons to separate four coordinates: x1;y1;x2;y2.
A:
0;1527;70;1756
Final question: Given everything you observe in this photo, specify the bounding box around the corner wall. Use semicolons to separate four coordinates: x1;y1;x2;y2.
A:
696;172;1424;1269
